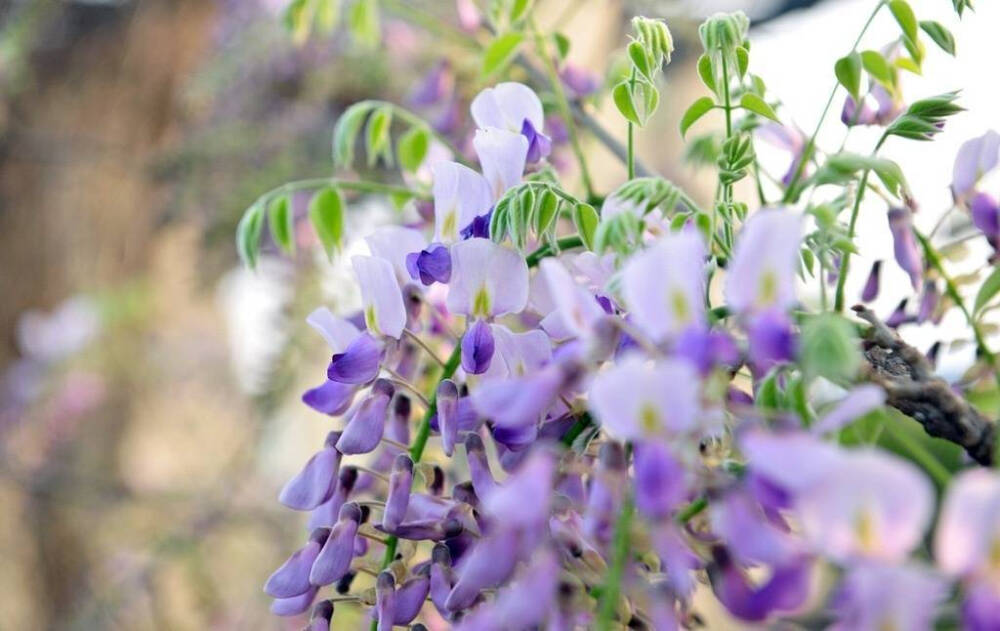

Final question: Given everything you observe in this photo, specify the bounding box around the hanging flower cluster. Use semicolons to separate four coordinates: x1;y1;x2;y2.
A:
242;2;1000;629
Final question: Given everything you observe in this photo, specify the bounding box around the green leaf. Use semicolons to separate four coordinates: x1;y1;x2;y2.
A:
974;267;1000;314
834;52;862;100
735;46;749;78
365;105;393;167
482;32;524;77
628;40;652;80
315;0;341;32
348;0;380;48
553;32;571;60
308;187;345;259
696;54;716;94
332;101;374;167
490;197;510;243
680;96;715;138
572;202;599;251
739;93;779;122
920;21;956;56
889;0;918;43
860;50;894;86
612;81;640;126
268;195;295;255
509;0;533;23
756;369;781;411
283;0;313;43
236;202;265;269
902;33;925;67
397;125;429;173
534;189;559;237
800;313;861;383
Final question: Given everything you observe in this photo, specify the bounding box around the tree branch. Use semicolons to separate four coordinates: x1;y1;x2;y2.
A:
853;305;996;466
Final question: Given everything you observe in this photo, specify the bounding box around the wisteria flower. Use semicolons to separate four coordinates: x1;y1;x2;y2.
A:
725;208;802;314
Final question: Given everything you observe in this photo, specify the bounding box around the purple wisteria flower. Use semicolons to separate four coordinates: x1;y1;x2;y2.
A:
471;81;551;163
725;208;802;314
887;207;923;291
952;130;999;199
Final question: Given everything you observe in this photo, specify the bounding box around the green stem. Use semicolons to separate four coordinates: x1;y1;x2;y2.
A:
782;0;885;202
257;178;427;206
525;235;584;267
627;68;637;180
676;497;708;523
560;412;593;447
915;230;1000;388
833;132;888;312
530;19;596;199
596;451;634;631
720;54;734;205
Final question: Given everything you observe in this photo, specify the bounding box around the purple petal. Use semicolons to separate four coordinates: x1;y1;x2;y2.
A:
279;435;342;510
392;569;430;624
375;572;396;631
264;529;328;598
302;380;356;415
271;586;318;617
812;384;885;435
461;319;495;375
383;454;413;531
888;207;923;291
633;441;687;520
952;130;1000;198
521;118;552;164
747;309;797;373
970;192;1000;238
406;243;452;285
336;380;394;455
464;433;497;501
445;529;520;610
437;379;460;457
327;332;381;384
709;550;812;622
309;504;361;586
860;260;882;302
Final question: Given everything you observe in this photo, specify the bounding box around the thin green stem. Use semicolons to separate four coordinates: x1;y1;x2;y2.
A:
782;0;885;202
530;19;596;199
627;68;637;180
720;54;734;205
257;178;427;207
525;235;584;267
915;230;1000;388
676;497;708;523
833;132;888;312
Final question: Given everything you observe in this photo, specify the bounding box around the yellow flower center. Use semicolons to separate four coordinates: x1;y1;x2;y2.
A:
670;289;691;324
472;285;492;319
639;403;660;433
758;268;778;306
365;304;380;336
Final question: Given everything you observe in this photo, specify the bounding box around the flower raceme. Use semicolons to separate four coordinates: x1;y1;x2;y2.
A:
252;9;1000;627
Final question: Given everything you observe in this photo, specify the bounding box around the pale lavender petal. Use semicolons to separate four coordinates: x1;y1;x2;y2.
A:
336;380;394;455
310;504;362;586
264;533;326;598
446;529;519;610
747;309;797;373
470;82;544;133
588;354;701;440
432;161;492;243
271;586;318;617
383;454;413;531
725;209;802;314
831;563;947;631
482;447;554;527
353;255;407;339
437;379;460;457
473;127;528;199
365;225;428;284
934;469;1000;577
521;118;552;163
623;230;707;342
447;238;529;318
633;440;687;519
464;433;497;501
392;568;430;624
970;192;1000;237
539;258;605;339
708;550;811;622
952;130;1000;198
374;572;396;631
306;307;360;352
813;384;885;435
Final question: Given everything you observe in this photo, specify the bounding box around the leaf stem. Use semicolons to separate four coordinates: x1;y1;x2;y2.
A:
525;235;584;267
833;132;888;312
627;68;637;180
782;0;886;202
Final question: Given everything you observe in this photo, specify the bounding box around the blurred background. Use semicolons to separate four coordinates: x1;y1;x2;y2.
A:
0;0;996;629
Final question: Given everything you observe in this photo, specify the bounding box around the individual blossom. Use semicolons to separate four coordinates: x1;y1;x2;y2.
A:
353;255;407;339
633;440;687;520
860;260;881;302
952;130;1000;199
934;469;1000;631
746;308;797;373
969;192;1000;247
447;238;529;319
278;431;342;510
310;503;363;586
264;528;330;599
622;229;707;343
707;546;812;622
471;81;550;163
478;324;551;380
365;225;428;287
406;243;452;285
335;379;395;455
431;161;492;243
725;208;802;314
471;358;580;431
461;317;495;375
473;127;528;199
887;207;923;291
559;64;600;99
588;354;701;441
538;257;608;344
840;83;900;128
452;550;560;631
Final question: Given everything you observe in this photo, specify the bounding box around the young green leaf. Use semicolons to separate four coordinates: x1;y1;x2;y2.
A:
268;195;295;255
919;21;956;56
628;41;653;80
509;0;533;23
680;96;715;138
860;50;894;86
534;188;559;238
889;0;918;43
612;81;641;126
800;313;861;383
397;125;429;173
315;0;340;32
974;267;1000;314
348;0;380;48
572;202;599;251
482;32;524;77
739;93;779;122
735;46;749;78
696;54;716;94
236;202;266;269
309;187;345;259
365;105;393;167
332;101;374;167
834;51;862;100
553;32;571;60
